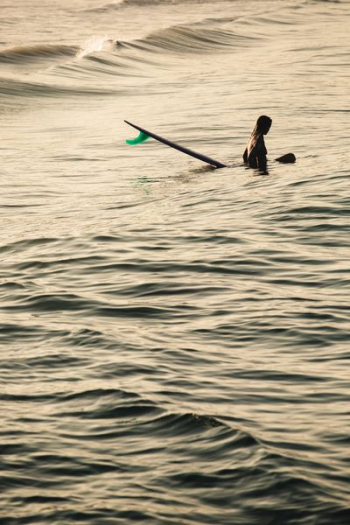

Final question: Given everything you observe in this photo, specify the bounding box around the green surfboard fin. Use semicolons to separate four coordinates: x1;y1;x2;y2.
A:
126;131;150;145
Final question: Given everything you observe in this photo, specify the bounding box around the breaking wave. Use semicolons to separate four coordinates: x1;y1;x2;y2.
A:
0;43;79;64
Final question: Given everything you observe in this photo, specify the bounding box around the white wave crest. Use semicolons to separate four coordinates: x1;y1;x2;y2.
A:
77;36;116;59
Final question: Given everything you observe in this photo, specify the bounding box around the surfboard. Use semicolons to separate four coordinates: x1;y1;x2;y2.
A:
124;120;227;169
275;153;296;163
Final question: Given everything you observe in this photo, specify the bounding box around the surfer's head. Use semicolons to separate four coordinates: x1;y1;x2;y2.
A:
256;115;272;135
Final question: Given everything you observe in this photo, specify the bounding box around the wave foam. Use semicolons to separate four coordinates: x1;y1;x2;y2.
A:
77;36;117;59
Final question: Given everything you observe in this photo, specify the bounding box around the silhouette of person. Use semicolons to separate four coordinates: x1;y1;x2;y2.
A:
243;115;272;174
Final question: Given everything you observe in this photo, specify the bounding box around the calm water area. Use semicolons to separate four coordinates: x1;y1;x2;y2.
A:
1;0;349;523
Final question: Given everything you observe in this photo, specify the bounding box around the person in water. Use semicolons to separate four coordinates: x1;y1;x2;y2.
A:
243;115;272;173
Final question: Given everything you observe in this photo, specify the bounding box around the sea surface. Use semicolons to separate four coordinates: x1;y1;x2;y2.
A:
1;0;350;523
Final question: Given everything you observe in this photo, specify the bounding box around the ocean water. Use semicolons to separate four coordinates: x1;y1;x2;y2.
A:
1;0;350;523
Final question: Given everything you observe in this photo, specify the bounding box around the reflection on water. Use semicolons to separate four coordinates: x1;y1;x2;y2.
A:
1;0;350;524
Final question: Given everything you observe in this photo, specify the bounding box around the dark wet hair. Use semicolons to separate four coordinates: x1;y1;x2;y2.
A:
255;115;272;134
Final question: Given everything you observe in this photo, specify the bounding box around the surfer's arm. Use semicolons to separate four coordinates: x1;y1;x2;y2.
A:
256;152;267;173
255;136;268;173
